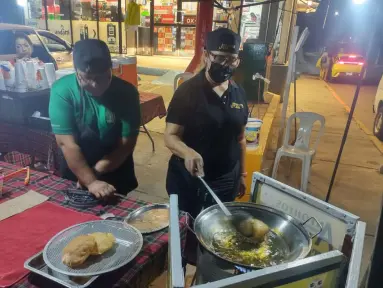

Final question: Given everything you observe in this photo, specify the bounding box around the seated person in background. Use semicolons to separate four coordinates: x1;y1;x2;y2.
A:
49;39;141;199
13;32;42;63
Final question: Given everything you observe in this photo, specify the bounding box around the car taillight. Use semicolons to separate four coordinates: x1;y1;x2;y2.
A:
358;62;364;66
338;61;344;64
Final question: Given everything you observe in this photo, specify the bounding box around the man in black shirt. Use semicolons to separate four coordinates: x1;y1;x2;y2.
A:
164;28;248;217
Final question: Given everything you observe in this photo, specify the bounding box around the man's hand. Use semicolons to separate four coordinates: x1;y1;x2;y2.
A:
76;181;85;189
87;180;116;199
237;176;246;198
184;149;204;177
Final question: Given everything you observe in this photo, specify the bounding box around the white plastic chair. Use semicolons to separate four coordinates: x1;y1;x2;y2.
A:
272;112;325;192
173;72;193;91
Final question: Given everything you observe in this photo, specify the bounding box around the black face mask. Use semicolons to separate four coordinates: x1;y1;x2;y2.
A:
208;62;235;84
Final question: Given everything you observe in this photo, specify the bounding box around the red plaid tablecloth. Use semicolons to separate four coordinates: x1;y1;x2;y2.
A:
0;162;187;288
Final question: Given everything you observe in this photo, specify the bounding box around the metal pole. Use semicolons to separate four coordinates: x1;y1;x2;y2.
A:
279;26;299;136
293;70;297;139
118;0;122;54
326;2;377;203
325;66;365;202
322;0;331;30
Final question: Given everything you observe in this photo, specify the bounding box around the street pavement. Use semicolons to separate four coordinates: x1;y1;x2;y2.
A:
328;82;378;137
273;75;383;280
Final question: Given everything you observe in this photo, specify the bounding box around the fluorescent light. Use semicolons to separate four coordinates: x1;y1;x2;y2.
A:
334;11;339;16
353;0;366;4
17;0;27;7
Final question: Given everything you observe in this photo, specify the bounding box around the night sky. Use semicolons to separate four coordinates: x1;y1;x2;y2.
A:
297;0;380;53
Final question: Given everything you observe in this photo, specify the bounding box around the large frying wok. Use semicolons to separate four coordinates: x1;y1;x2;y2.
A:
194;202;322;269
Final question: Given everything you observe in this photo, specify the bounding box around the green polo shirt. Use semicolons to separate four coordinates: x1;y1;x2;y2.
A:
49;74;141;139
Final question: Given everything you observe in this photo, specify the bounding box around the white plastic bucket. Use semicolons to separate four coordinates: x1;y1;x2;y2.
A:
245;118;263;146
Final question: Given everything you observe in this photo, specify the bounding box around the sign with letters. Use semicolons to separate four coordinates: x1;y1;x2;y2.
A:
183;15;197;25
255;184;351;251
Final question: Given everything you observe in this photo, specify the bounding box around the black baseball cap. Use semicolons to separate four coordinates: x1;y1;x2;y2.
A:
206;28;241;54
73;39;112;73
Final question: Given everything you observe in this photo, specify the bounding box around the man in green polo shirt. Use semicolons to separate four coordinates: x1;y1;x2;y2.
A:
49;39;140;198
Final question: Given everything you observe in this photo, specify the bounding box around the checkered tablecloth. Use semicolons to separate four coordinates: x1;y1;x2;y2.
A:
0;162;187;288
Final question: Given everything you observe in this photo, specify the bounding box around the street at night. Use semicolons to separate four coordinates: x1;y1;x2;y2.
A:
328;82;378;137
0;0;383;287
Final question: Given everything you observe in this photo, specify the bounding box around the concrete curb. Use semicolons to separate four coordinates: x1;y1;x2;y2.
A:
261;92;281;160
324;81;383;155
240;92;281;202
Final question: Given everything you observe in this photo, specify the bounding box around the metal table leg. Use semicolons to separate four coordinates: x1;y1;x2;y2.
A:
141;124;155;152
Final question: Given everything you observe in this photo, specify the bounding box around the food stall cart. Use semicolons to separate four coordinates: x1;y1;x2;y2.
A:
168;172;366;287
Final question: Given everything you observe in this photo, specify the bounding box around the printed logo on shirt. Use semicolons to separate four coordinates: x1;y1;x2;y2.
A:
231;102;244;109
105;110;116;124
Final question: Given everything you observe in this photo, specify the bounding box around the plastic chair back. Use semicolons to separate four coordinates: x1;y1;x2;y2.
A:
174;72;193;91
283;112;325;152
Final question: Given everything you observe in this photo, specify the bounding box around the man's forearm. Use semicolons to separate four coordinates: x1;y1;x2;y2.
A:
94;137;137;174
61;143;97;186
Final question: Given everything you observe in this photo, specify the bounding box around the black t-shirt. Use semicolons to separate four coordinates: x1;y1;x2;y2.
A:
166;70;248;179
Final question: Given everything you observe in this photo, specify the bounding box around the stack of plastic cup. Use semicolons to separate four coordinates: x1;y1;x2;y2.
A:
14;62;28;92
37;67;50;90
26;61;37;89
44;63;56;87
0;70;6;91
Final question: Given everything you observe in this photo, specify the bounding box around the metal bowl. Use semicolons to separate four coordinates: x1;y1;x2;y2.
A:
194;202;319;269
125;203;169;234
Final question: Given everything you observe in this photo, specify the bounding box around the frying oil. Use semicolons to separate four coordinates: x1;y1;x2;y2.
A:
212;230;289;268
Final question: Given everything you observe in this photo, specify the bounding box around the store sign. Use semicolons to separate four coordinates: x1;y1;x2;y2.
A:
257;185;349;251
154;6;174;24
183;15;197;25
47;20;71;42
154;6;173;14
72;21;98;43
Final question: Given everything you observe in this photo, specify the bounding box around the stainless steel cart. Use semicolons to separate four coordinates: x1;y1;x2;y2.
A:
168;172;366;288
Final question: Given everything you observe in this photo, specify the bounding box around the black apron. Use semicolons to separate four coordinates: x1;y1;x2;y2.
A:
166;155;240;218
60;88;138;195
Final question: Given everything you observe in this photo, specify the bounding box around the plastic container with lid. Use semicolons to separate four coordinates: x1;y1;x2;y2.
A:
112;56;138;87
245;118;263;148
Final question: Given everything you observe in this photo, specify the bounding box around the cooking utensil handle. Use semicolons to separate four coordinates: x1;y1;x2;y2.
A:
197;176;231;217
302;217;323;239
185;213;196;236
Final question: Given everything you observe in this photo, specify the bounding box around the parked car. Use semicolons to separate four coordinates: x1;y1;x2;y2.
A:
373;75;383;140
328;53;366;82
0;23;73;70
36;29;73;69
